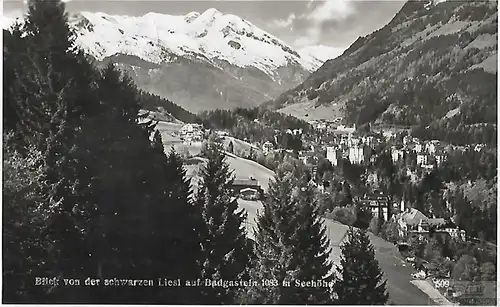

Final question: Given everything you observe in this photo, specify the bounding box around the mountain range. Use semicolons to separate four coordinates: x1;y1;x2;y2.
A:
3;0;497;146
3;8;344;113
264;0;497;144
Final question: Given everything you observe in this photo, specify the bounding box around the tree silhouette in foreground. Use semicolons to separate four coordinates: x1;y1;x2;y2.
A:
195;141;250;304
246;161;336;304
334;227;389;305
147;138;205;304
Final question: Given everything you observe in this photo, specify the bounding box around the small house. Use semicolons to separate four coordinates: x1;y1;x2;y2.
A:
416;153;428;166
326;146;341;166
231;178;263;199
240;187;260;201
358;192;391;221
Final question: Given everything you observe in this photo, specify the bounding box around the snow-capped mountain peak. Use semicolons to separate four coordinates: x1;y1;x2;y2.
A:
61;8;323;78
4;8;333;113
198;7;223;22
185;11;200;23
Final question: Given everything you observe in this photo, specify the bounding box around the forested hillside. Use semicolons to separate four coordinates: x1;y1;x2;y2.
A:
265;0;497;146
138;91;199;123
198;107;311;144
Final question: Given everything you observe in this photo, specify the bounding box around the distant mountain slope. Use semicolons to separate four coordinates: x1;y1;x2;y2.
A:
69;9;319;74
265;0;497;145
298;44;346;64
4;8;332;113
68;9;331;113
138;91;199;123
3;8;336;113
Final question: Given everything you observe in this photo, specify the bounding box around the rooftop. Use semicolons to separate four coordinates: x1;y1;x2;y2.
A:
401;208;428;226
232;179;260;187
427;218;446;226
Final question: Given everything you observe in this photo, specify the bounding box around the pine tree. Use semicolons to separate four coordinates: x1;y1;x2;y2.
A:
2;133;52;302
334;227;389;305
164;147;204;284
247;164;336;304
3;27;25;135
11;0;98;148
3;1;195;303
147;137;205;304
287;177;336;303
7;1;100;286
75;63;160;303
26;1;97;298
245;168;297;304
3;0;100;302
195;141;250;304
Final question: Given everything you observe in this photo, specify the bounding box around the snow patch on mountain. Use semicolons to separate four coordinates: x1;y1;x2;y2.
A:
425;0;449;10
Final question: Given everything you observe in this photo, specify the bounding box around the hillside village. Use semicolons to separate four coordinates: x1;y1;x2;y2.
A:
167;116;496;303
177;119;482;223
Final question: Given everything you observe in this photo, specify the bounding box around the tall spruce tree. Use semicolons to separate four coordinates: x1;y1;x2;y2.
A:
334;227;389;305
2;0;103;302
245;168;297;304
3;0;198;304
10;0;98;148
76;63;161;303
195;141;250;304
246;163;336;304
147;136;205;304
8;1;102;302
291;182;336;303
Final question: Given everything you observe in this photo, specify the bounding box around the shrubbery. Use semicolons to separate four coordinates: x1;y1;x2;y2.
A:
326;206;357;226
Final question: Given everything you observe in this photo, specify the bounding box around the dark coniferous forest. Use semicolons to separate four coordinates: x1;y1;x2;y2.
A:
2;0;390;304
138;91;200;123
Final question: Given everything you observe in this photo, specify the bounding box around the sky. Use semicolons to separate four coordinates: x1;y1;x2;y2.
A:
3;0;405;52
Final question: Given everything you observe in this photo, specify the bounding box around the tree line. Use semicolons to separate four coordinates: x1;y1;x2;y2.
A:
3;0;389;304
198;107;310;147
138;91;200;124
